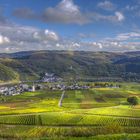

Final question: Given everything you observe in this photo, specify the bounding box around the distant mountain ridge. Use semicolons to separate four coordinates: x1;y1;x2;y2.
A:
0;50;140;82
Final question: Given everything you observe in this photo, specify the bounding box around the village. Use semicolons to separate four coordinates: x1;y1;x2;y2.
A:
0;73;120;96
0;83;90;96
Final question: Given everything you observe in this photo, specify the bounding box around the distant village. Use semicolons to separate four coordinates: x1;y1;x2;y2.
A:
0;84;35;96
0;73;120;96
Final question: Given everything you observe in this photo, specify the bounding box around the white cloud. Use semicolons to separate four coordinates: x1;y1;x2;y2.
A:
32;29;59;43
98;43;103;49
0;35;10;44
5;47;10;51
72;42;80;48
115;12;124;21
89;11;125;23
124;4;140;17
59;0;79;12
116;32;140;41
0;24;61;52
98;31;140;52
44;30;59;41
97;1;116;11
0;23;139;53
125;5;139;11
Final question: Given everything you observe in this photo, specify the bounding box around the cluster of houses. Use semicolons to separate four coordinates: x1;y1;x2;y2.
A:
0;83;90;96
40;73;90;90
41;73;63;82
0;84;36;96
47;83;90;90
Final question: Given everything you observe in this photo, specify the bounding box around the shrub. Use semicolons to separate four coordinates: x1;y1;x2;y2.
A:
127;96;139;106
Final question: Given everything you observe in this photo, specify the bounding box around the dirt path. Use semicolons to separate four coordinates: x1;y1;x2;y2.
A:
58;91;65;107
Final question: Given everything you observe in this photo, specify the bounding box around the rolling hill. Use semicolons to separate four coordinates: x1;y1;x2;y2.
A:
0;50;140;82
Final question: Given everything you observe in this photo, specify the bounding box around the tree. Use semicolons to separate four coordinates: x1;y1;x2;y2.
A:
127;96;139;106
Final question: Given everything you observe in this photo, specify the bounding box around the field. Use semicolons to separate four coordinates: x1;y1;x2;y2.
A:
0;82;140;139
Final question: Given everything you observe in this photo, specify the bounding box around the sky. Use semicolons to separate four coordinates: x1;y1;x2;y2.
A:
0;0;139;52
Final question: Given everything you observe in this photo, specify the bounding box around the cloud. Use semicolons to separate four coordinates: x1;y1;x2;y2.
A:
44;30;59;41
116;32;140;41
13;8;36;19
78;33;96;39
42;0;90;25
89;11;125;23
124;4;140;17
98;31;140;52
125;5;139;11
13;0;89;25
115;12;124;21
0;23;139;53
13;0;124;25
0;24;61;52
97;1;116;11
0;34;10;44
33;29;59;42
92;41;139;52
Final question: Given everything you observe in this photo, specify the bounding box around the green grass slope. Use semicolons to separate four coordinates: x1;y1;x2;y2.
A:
0;63;19;82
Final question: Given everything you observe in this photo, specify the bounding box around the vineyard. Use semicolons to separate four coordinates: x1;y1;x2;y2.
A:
0;111;140;127
0;124;140;139
0;83;139;139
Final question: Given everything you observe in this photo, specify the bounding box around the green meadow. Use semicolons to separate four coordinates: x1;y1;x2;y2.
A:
0;82;140;139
